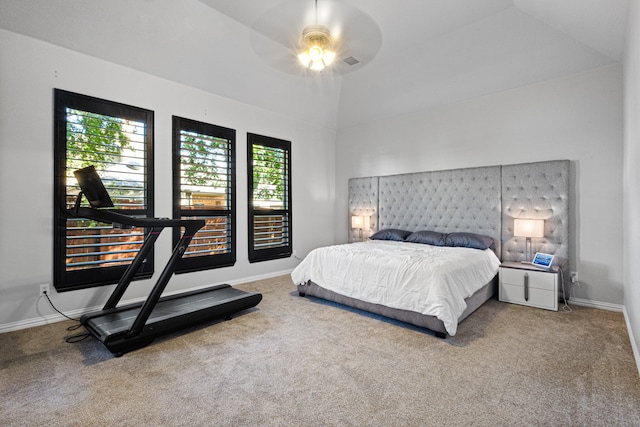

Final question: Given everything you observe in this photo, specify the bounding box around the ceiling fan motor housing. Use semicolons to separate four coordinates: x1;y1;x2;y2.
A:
302;24;334;49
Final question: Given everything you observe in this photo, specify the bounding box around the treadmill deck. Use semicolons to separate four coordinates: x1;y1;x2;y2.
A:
81;284;262;354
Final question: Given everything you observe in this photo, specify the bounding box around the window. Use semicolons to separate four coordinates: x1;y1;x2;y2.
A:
247;133;292;262
54;89;154;292
172;116;236;273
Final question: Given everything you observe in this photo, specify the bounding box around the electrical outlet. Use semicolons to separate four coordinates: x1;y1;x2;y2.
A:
39;283;50;296
570;271;578;283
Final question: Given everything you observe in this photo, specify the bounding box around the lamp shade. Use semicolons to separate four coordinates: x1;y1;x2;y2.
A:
351;215;364;229
513;219;544;238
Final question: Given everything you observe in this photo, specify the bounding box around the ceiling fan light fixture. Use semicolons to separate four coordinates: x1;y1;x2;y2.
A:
298;24;335;71
309;60;325;71
309;45;324;62
322;49;336;65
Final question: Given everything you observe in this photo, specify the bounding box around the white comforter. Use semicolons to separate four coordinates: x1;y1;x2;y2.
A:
291;240;500;335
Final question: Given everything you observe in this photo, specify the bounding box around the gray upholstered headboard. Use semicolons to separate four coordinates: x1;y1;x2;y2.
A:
348;160;570;271
501;161;569;268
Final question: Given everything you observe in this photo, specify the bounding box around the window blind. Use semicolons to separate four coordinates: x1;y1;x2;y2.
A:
247;134;292;262
173;117;236;273
54;89;154;291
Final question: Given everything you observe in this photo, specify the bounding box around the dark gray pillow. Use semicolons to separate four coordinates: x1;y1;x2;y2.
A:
405;230;446;246
369;228;411;242
444;232;494;250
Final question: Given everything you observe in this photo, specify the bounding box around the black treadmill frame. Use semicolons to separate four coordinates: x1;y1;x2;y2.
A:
69;196;262;355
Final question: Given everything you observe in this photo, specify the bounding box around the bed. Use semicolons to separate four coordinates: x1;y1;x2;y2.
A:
292;232;500;337
291;161;570;338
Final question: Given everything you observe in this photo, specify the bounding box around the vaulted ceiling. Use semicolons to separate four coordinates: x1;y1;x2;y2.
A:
0;0;630;129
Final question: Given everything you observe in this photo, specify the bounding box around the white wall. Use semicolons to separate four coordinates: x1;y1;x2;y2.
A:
0;29;336;329
336;64;623;306
0;0;343;130
623;0;640;369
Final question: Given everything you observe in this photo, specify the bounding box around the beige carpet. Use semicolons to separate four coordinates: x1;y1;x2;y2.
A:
1;275;639;426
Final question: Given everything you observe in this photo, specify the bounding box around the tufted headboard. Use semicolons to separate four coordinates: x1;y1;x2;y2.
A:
378;166;502;256
348;160;570;270
501;160;569;268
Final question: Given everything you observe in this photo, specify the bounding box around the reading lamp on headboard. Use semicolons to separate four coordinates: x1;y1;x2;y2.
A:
513;218;544;262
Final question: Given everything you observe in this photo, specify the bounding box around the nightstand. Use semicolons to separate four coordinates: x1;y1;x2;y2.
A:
499;262;559;311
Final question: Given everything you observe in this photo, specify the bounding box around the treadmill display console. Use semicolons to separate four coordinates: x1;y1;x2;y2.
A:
73;165;114;208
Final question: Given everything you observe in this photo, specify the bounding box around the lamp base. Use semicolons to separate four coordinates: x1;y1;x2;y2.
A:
525;237;532;263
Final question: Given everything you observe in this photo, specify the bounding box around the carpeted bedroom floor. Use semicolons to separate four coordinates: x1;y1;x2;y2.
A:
1;275;639;426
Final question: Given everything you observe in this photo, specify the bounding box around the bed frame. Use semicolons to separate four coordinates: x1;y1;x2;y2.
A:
297;160;570;337
298;279;496;338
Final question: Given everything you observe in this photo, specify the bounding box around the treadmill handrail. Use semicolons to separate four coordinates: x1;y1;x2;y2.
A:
69;206;205;231
67;206;206;338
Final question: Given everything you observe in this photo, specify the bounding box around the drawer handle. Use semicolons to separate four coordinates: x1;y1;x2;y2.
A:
524;273;529;302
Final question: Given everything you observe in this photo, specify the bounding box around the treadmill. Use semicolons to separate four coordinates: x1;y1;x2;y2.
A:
70;166;262;355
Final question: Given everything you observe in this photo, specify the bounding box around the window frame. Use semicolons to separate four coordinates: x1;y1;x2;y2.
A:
53;89;154;292
247;133;292;263
172;116;236;273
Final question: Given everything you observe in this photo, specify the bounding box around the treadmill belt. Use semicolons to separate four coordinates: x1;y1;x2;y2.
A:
84;286;256;338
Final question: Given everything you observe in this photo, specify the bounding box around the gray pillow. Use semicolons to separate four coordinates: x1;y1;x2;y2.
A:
369;229;411;242
405;230;446;246
444;232;494;250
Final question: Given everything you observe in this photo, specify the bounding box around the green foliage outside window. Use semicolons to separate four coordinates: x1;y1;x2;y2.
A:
179;131;226;188
65;109;131;171
252;144;286;205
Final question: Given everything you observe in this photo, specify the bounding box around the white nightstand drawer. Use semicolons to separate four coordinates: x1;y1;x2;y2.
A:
500;268;556;292
500;282;556;310
499;263;558;311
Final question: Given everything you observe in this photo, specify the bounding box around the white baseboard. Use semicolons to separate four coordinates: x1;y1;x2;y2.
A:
568;297;624;312
0;313;86;334
622;306;640;377
0;269;294;334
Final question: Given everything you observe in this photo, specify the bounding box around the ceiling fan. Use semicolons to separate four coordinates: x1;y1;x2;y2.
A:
297;0;337;71
202;0;382;76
